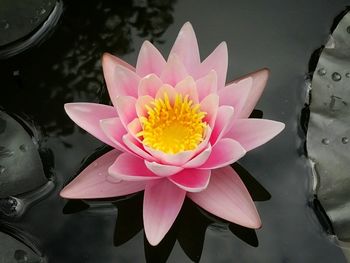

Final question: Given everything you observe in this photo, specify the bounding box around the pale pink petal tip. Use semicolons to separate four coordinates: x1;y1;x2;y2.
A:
60;150;146;199
188;166;261;229
143;180;186;246
64;103;118;148
226;119;285;152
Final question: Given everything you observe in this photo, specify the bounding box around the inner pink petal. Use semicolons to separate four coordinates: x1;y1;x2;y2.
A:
138;74;163;98
160;54;188;86
169;169;211;192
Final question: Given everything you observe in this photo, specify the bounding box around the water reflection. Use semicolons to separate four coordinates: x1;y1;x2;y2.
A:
62;162;270;263
0;0;177;138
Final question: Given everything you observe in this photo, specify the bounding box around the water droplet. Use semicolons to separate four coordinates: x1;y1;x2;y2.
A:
346;72;350;78
40;8;46;15
322;138;330;145
0;197;18;216
4;23;9;30
342;137;349;144
14;249;28;262
317;68;326;76
19;144;28;152
0;165;5;174
347;26;350;34
13;70;20;76
331;72;341;81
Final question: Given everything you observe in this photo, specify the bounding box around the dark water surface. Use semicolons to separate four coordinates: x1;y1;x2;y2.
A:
0;0;349;262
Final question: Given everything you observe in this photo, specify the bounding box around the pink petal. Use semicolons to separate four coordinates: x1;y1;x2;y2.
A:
100;117;129;152
143;179;186;246
108;153;160;181
200;94;219;128
126;118;143;142
188;166;261;228
218;77;253;119
122;134;156;161
199;138;246;169
102;52;135;72
138;74;163;98
115;96;137;128
145;160;184;177
169;22;200;75
198;42;228;89
64;103;118;148
210;105;235;145
195;70;218;101
174;76;199;103
160;54;188;86
236;69;269;118
155;84;177;103
144;145;195;166
169;169;211;192
183;144;212;168
136;41;166;77
225;119;285;151
102;55;140;100
60;150;146;199
136;95;154;118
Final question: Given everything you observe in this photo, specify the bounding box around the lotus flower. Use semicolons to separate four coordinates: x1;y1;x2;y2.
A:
60;22;284;246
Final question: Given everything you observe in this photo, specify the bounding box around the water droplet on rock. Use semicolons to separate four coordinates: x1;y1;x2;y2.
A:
331;72;341;81
322;138;330;145
317;68;326;76
347;26;350;34
346;72;350;78
342;137;349;144
0;165;5;174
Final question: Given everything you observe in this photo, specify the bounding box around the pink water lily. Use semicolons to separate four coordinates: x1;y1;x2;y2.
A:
60;22;284;246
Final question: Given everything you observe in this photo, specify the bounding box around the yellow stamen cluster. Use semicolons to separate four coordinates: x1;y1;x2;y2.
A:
137;92;207;154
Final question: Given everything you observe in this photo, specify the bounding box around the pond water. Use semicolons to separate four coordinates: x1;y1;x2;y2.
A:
0;0;349;262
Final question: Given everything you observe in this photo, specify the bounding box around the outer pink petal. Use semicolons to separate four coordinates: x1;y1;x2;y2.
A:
136;41;166;77
143;179;186;246
160;54;188;86
195;70;218;101
145;160;184;177
174;76;199;103
225;119;285;151
138;74;163;98
169;169;211;192
198;42;228;89
200;94;219;128
188;166;261;228
115;96;137;128
60;150;146;199
100;117;129;152
210;105;235;145
236;69;269;118
199;138;246;169
182;145;212;168
169;22;200;75
64;103;118;148
102;54;140;100
102;52;135;72
108;153;160;181
218;77;252;119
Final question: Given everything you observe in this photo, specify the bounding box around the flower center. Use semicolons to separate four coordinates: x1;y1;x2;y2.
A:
137;92;207;154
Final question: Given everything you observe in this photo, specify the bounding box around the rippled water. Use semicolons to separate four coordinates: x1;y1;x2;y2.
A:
0;0;349;262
